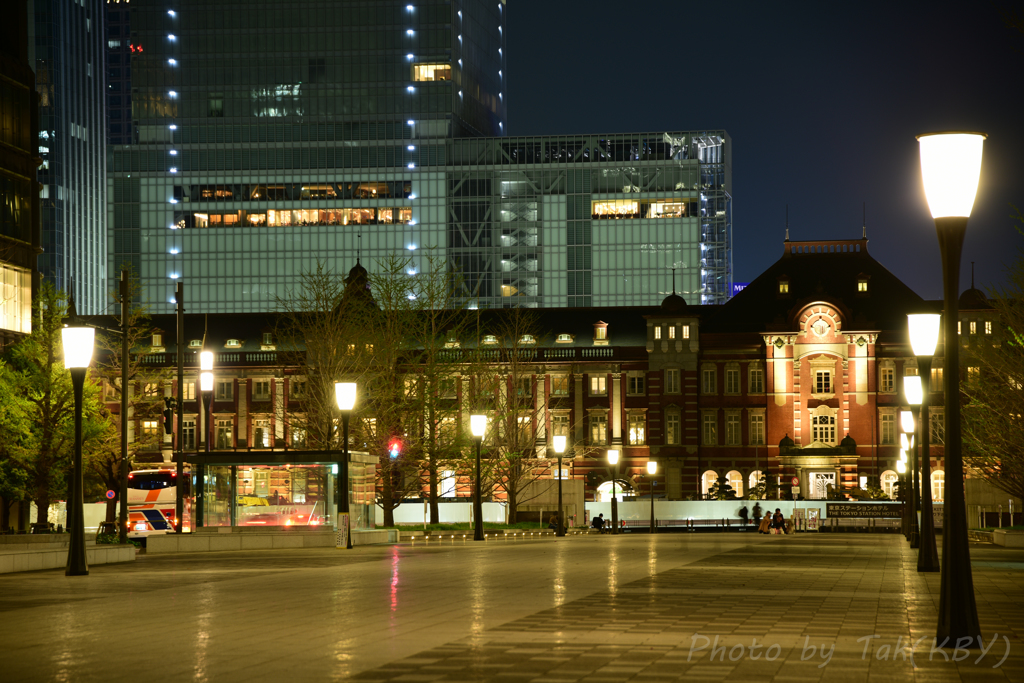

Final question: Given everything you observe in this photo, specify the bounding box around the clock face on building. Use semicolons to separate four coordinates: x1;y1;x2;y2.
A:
799;305;841;340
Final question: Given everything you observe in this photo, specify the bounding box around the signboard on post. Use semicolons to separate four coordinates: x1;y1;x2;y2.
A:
335;513;350;549
791;477;799;486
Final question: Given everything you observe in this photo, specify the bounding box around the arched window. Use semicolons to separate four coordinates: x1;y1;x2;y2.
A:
701;470;718;497
880;470;899;500
727;470;744;498
748;470;763;494
931;470;945;502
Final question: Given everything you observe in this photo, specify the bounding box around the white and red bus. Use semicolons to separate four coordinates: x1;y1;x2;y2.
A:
126;469;192;537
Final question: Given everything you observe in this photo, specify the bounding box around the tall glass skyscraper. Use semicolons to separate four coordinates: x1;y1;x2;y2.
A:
110;1;731;313
31;0;107;313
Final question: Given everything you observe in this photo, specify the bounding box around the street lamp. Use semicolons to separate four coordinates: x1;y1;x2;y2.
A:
901;402;918;547
897;456;908;538
552;434;567;537
647;459;657;534
197;351;214;528
335;381;356;549
918;130;985;644
909;313;941;572
470;414;486;541
61;323;95;576
608;449;619;535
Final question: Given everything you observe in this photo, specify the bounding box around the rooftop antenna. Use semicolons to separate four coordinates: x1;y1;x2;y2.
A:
785;205;789;241
356;230;362;265
862;202;867;239
670;264;678;295
66;278;79;320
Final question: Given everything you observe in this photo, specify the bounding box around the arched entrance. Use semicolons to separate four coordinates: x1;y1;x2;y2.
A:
596;480;633;502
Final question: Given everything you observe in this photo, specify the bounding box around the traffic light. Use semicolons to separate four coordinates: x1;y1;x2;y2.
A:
388;436;402;458
162;397;174;435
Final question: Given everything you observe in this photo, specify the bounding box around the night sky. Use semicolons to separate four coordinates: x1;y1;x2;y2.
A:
506;1;1024;302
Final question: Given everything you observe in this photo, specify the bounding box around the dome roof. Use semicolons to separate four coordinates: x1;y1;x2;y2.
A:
779;433;795;449
958;287;990;310
660;292;687;312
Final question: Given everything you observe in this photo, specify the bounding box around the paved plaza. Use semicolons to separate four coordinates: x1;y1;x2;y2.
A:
0;532;1021;682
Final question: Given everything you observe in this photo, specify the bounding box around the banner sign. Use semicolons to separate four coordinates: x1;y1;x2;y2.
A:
826;503;902;519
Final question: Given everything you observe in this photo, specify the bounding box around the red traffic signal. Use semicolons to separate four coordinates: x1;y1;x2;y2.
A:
388;437;402;458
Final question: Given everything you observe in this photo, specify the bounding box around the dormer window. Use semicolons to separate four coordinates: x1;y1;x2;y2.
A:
189;339;202;348
152;333;163;348
778;278;790;294
445;335;460;348
225;339;242;349
593;322;608;345
556;333;574;343
482;335;498;346
261;332;276;350
857;274;869;293
519;334;536;345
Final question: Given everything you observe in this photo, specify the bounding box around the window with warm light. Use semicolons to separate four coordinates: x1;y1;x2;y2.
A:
589;414;607;444
812;412;836;444
682;324;690;339
668;325;676;340
628;413;646;445
590;375;607;396
253;418;271;448
551;375;569;396
216;419;233;449
880;365;895;393
141;420;158;440
779;279;789;294
182;418;196;450
970;321;977;334
654;326;662;340
814;370;832;395
858;279;868;292
551;414;569;438
181;381;196;400
931;366;943;390
881;470;899;499
152;333;163;347
985;321;992;335
412;63;452;81
931;470;945;501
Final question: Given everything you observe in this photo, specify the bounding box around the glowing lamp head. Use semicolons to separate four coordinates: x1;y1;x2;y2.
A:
900;432;914;451
61;326;95;369
897;459;907;474
900;409;915;434
908;313;941;357
552;435;566;454
647;460;657;475
917;132;986;219
335;381;356;411
904;375;923;406
200;350;214;371
607;449;619;465
470;414;487;438
200;371;213;392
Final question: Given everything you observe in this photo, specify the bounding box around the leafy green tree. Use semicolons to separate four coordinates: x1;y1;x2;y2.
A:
3;284;107;525
0;359;32;530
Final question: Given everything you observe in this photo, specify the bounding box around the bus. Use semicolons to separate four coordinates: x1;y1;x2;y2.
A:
126;469;192;537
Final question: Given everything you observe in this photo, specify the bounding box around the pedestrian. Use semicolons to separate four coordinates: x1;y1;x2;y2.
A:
758;512;771;534
772;508;786;534
738;505;749;527
592;513;605;533
548;513;559;530
753;502;762;522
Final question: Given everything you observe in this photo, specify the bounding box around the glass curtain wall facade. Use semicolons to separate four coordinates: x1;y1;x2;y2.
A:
31;0;107;313
111;0;506;310
104;0;133;145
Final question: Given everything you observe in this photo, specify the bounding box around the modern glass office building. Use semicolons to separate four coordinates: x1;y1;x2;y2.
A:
31;0;108;313
109;1;731;313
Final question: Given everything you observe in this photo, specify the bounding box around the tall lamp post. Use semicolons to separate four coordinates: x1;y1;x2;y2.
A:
61;323;95;576
552;435;567;537
197;351;214;528
335;382;356;549
647;460;657;534
471;414;487;541
897;456;908;538
918;130;985;644
901;402;919;548
608;449;619;535
908;313;941;572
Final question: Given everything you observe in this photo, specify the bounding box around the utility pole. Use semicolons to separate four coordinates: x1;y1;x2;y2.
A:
118;270;130;544
175;282;185;532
